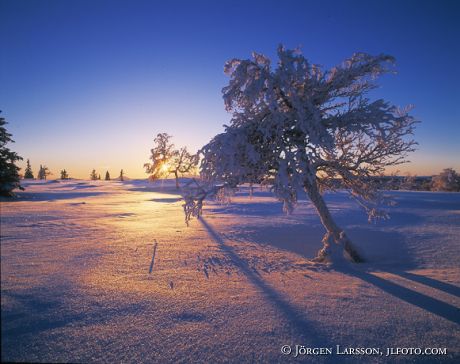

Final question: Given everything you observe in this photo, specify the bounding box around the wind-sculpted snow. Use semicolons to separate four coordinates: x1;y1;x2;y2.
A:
1;180;459;362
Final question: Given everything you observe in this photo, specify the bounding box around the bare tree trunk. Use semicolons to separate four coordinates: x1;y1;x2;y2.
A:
174;171;179;189
304;178;363;263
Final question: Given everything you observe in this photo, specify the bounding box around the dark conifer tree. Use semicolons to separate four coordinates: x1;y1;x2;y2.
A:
24;159;34;179
0;114;23;196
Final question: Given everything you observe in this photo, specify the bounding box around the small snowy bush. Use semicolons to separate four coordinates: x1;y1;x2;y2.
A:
432;168;460;192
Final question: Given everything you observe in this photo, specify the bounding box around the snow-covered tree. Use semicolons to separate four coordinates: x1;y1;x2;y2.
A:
90;169;98;180
193;46;418;264
24;159;34;179
144;133;175;180
60;169;69;179
119;169;124;181
169;147;199;189
0;115;23;196
144;133;198;189
37;165;51;180
105;171;110;181
432;168;460;192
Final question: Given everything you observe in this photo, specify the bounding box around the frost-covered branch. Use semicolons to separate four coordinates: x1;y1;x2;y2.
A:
181;178;232;226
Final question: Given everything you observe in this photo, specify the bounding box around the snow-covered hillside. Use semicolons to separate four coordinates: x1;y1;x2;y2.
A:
1;180;459;363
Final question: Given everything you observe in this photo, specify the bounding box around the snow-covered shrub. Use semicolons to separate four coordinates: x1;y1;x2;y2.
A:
432;168;460;192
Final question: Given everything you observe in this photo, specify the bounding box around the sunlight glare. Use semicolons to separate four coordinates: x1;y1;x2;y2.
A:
160;162;170;174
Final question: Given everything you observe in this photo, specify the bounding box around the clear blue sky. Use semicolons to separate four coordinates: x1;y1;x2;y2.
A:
1;0;459;178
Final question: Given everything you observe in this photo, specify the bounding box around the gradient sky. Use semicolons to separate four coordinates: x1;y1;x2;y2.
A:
1;0;459;179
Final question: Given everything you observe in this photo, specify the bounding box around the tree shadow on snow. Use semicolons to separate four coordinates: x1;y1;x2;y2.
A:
228;223;325;259
337;267;460;326
12;191;106;201
1;287;146;340
340;211;425;228
125;180;181;194
149;197;183;203
208;214;460;326
345;228;416;270
390;192;460;211
200;217;335;357
387;271;460;298
206;201;287;217
224;218;459;326
232;224;416;270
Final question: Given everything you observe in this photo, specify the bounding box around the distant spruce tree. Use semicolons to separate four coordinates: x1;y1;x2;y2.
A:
105;171;110;181
60;169;69;180
37;164;51;180
24;159;34;179
119;169;124;181
90;169;98;180
0;114;23;196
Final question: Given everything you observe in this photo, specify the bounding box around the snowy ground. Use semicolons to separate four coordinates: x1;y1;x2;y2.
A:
1;179;459;363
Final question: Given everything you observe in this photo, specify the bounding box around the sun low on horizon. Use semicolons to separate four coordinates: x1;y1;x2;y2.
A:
1;0;459;180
